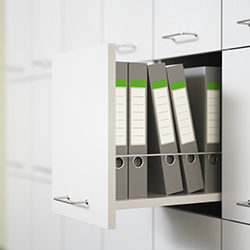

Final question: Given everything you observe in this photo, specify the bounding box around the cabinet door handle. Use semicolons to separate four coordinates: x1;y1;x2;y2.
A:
6;65;25;74
54;195;89;206
236;200;250;208
32;165;52;174
116;44;136;53
162;32;198;42
6;161;24;169
237;19;250;27
32;60;52;69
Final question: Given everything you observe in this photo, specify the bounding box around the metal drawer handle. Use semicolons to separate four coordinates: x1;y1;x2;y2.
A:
6;65;25;74
236;199;250;208
237;19;250;27
162;32;198;42
54;195;89;206
32;60;52;69
116;44;136;53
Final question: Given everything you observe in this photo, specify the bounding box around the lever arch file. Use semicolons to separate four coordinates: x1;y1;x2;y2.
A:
166;64;204;193
128;62;147;198
185;66;221;192
148;63;183;195
116;62;128;199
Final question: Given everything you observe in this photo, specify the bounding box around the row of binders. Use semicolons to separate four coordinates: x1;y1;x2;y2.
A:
116;62;221;200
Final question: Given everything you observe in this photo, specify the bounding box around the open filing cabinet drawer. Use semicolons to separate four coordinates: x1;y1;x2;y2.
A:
52;44;221;229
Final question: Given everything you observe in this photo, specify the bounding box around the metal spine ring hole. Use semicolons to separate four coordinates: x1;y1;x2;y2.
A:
132;156;144;169
208;154;219;165
186;154;196;165
116;157;125;170
165;155;176;166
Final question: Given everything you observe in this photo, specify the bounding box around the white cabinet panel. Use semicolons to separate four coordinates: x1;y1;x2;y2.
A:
52;44;116;229
223;0;250;49
5;82;30;175
104;208;152;250
31;181;62;250
222;48;250;224
222;220;250;250
154;0;221;59
5;0;30;78
154;207;221;250
6;175;31;250
30;79;52;180
64;218;102;250
30;0;62;75
104;0;153;62
64;0;102;52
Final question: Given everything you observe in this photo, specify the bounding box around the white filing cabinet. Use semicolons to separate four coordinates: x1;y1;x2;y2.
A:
6;175;31;250
104;0;153;62
5;0;31;78
30;0;62;75
104;208;153;250
222;47;250;225
30;181;62;250
5;81;31;175
154;208;221;250
30;79;52;180
64;0;102;52
222;220;250;250
222;0;250;50
154;0;221;59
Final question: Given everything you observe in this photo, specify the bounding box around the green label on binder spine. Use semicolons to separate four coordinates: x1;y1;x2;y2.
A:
116;79;127;87
171;80;186;90
130;80;146;88
152;80;167;89
207;82;220;90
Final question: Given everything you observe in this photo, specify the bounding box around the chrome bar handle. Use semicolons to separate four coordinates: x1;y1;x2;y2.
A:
237;19;250;27
116;44;136;53
32;60;52;69
54;195;89;206
6;65;25;74
236;200;250;208
162;32;198;42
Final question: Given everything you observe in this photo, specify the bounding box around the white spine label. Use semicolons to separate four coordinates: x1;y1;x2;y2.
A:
172;88;195;145
116;87;127;146
207;90;220;143
153;87;175;145
131;88;146;145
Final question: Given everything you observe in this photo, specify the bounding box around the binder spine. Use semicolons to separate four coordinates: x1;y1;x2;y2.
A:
115;62;128;199
128;63;147;198
166;64;204;193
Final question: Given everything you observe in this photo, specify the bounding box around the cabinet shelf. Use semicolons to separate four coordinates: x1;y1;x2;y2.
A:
116;192;221;210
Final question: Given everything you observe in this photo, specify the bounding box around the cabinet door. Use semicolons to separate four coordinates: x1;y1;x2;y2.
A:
222;48;250;224
104;0;153;62
6;175;31;250
30;0;62;75
223;0;250;50
64;218;102;250
30;79;52;180
31;181;62;250
104;208;152;250
222;220;250;250
5;82;30;175
5;0;30;78
64;0;102;52
154;0;221;59
154;207;221;250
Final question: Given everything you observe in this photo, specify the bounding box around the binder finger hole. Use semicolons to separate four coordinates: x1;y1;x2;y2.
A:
132;156;144;169
186;154;196;165
208;154;219;165
165;155;176;166
116;157;125;170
